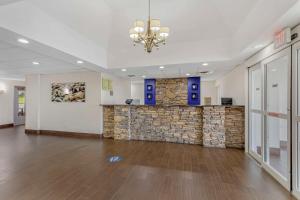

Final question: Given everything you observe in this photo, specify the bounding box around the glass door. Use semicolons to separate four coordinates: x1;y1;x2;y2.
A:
14;86;26;125
262;47;291;190
249;64;263;161
292;41;300;198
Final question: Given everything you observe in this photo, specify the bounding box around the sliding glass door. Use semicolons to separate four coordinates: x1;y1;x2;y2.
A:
249;64;263;161
249;47;291;191
262;48;291;190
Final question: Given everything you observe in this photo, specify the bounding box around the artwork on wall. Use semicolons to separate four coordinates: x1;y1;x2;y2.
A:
147;93;153;100
51;82;86;102
102;78;113;91
147;85;153;91
192;84;198;90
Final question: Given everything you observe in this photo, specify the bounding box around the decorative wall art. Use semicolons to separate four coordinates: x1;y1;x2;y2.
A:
102;78;113;96
51;82;86;102
102;78;113;91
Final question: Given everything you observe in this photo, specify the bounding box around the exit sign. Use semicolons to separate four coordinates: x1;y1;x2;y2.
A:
274;28;291;49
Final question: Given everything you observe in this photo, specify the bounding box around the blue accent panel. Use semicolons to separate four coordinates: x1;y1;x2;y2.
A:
144;79;156;105
188;77;201;105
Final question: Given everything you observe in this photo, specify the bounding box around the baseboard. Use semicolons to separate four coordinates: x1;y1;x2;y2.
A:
25;129;102;139
0;123;14;129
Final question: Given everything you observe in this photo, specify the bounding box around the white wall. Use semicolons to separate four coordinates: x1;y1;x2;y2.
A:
0;79;25;125
131;81;144;105
26;71;132;134
26;72;102;134
25;75;40;130
100;73;131;105
201;81;218;105
216;65;246;105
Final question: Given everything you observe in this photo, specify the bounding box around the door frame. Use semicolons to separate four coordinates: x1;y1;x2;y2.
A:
13;86;26;126
260;47;292;191
248;64;264;163
292;41;300;199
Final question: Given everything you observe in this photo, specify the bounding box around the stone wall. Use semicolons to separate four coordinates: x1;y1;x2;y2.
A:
156;78;188;105
102;105;245;149
114;106;130;140
203;106;226;148
225;107;245;148
202;106;245;148
130;106;202;144
103;106;114;138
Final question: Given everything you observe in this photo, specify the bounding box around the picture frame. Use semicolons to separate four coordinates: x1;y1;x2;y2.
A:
147;85;153;91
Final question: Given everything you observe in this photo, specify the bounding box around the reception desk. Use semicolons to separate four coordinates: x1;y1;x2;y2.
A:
103;105;245;149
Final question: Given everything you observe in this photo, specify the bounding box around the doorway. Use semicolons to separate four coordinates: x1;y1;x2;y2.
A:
249;47;291;190
14;86;25;125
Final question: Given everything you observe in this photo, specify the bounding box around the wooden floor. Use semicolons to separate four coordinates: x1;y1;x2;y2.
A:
0;126;295;200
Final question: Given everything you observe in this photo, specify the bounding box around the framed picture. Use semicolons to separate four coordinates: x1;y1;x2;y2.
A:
191;93;198;99
102;79;108;90
147;85;153;91
51;82;85;102
147;93;153;100
192;84;198;90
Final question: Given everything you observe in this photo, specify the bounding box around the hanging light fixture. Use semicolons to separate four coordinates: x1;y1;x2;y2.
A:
129;0;170;53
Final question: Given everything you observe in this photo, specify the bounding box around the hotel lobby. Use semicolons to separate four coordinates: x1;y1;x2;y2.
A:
1;0;300;199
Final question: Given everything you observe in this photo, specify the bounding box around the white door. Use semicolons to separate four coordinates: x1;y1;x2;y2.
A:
249;64;263;161
292;41;300;198
261;47;291;190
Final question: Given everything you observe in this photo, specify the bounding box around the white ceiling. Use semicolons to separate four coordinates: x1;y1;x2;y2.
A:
108;61;237;81
0;27;100;80
0;0;23;5
0;0;300;80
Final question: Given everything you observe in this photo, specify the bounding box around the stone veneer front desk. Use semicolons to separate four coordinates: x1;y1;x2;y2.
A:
103;105;245;149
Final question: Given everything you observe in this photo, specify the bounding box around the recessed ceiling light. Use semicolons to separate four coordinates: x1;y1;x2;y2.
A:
159;66;165;69
32;61;40;65
18;38;29;44
121;69;127;72
142;75;146;78
202;63;208;66
77;60;84;64
186;73;190;76
254;44;264;49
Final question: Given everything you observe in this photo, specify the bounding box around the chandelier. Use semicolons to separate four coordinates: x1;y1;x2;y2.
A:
129;0;170;53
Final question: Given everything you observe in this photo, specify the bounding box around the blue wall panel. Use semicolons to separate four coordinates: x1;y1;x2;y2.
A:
144;79;156;105
188;77;201;105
